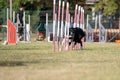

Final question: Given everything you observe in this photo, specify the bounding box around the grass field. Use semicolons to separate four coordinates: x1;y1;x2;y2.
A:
0;41;120;80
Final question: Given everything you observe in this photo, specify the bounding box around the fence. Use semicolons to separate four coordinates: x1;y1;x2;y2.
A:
0;8;120;42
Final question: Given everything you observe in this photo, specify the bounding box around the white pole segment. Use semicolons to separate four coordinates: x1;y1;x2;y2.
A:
67;13;70;37
23;11;26;41
13;11;15;22
28;15;31;41
95;15;98;29
10;0;12;21
46;13;48;42
28;15;30;26
7;8;9;42
23;11;25;27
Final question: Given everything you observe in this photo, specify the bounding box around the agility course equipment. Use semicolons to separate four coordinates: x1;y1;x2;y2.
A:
7;19;17;44
23;13;31;42
60;1;65;51
52;0;85;52
98;15;107;42
1;7;31;45
86;15;94;42
0;8;17;45
0;25;6;41
52;0;56;52
15;11;31;42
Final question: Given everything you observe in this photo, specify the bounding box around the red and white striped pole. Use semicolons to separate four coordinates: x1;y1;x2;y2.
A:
83;9;85;30
73;4;78;28
66;2;70;50
64;2;69;51
57;0;61;52
53;0;56;52
75;6;81;49
80;7;82;29
81;7;85;49
80;7;84;30
67;13;70;50
77;6;81;28
60;1;65;51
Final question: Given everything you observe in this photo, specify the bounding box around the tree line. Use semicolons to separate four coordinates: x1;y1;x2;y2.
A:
0;0;120;16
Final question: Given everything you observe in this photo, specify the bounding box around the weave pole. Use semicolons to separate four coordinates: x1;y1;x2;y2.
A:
76;6;81;49
82;8;85;30
81;7;85;48
73;4;78;28
66;2;70;51
77;6;81;28
52;0;86;51
64;2;69;51
53;0;56;52
60;1;65;51
67;13;70;50
57;0;61;52
80;7;84;29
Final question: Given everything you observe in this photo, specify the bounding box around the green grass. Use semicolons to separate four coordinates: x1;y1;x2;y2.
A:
0;41;120;80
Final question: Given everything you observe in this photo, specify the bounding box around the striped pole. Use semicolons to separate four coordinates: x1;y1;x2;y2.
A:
57;0;61;52
82;8;85;30
64;2;69;50
66;2;70;50
53;0;56;52
77;6;80;28
80;7;83;29
73;4;78;28
80;7;84;30
81;7;85;48
60;1;65;51
67;13;70;50
76;6;80;49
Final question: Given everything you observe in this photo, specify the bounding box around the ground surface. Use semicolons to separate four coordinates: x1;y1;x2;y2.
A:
0;41;120;80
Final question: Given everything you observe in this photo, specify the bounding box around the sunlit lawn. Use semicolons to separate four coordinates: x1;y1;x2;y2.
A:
0;41;120;80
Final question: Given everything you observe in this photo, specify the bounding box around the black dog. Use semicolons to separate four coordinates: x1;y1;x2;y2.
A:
69;27;85;48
